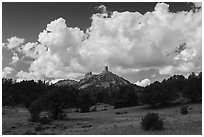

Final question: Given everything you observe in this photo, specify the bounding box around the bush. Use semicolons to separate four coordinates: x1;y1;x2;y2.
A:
28;86;79;121
80;106;90;113
180;105;189;114
141;81;179;107
183;72;202;102
77;92;95;113
28;100;43;122
2;79;51;108
75;108;80;112
58;112;67;120
35;124;44;131
39;111;53;124
113;85;138;109
141;112;164;131
90;106;97;112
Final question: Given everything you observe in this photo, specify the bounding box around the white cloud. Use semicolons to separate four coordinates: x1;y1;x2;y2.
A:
2;67;14;78
16;71;43;81
96;5;107;13
50;79;63;84
27;17;86;79
9;3;201;81
135;78;151;87
4;36;25;50
21;42;47;58
158;62;199;75
2;43;6;47
10;53;19;65
151;74;156;77
193;2;202;8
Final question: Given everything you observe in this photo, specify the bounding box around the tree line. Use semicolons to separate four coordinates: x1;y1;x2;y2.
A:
141;72;202;107
2;72;202;121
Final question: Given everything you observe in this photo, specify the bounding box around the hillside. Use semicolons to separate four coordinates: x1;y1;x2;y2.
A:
78;66;132;89
55;66;138;90
54;79;78;87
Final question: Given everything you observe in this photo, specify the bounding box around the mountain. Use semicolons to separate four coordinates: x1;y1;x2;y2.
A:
54;66;139;89
78;66;132;89
54;79;78;87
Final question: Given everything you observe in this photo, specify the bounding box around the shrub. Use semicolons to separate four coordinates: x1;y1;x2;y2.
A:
183;72;202;102
28;100;43;122
90;106;97;112
113;85;138;109
113;100;128;109
180;105;189;114
2;79;51;108
115;111;127;115
141;112;164;131
77;92;95;113
28;86;79;121
58;112;67;120
35;124;44;131
39;111;53;124
80;106;90;113
141;81;179;107
75;108;80;112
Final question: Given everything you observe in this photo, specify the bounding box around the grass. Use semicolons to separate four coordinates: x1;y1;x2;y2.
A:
2;103;202;135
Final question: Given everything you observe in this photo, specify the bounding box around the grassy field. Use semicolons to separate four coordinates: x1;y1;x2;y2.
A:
2;103;202;135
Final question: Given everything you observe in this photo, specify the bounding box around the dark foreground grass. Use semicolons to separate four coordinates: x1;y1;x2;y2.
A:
2;103;202;135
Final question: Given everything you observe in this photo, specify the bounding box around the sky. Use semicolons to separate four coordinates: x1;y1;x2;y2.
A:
2;2;202;86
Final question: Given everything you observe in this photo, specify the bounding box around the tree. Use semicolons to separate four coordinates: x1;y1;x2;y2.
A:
77;92;95;113
141;81;179;107
112;85;138;108
29;86;79;120
183;72;202;102
2;78;52;107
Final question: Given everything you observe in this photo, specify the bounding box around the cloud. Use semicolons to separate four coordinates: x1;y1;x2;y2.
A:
7;3;201;81
96;5;107;13
10;52;19;65
4;36;25;50
21;42;47;58
135;78;151;87
193;2;202;8
2;67;14;78
159;62;197;75
2;43;6;47
80;2;201;74
49;79;64;84
16;71;43;81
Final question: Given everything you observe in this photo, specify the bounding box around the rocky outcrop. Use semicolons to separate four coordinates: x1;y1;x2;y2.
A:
84;72;93;79
54;79;78;87
54;66;133;89
78;66;132;89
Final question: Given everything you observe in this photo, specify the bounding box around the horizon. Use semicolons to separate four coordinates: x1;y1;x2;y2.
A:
2;2;202;87
3;65;202;87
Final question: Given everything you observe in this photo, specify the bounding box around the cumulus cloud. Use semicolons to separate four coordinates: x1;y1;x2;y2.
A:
2;67;14;78
135;78;151;87
8;3;201;81
2;43;6;47
16;71;43;81
10;52;19;65
4;36;25;50
193;2;202;8
21;42;47;58
96;5;107;13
